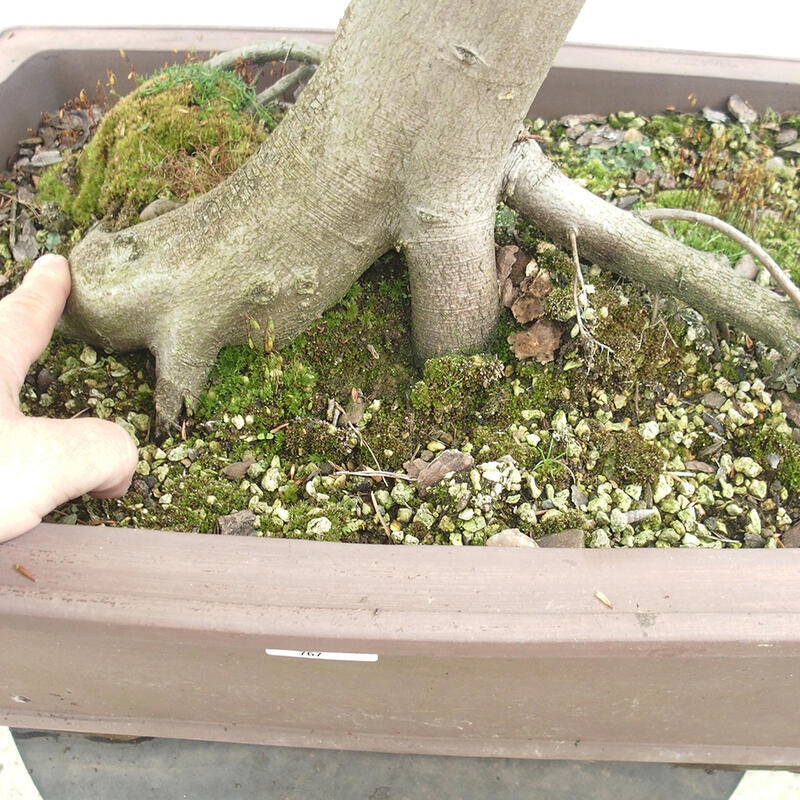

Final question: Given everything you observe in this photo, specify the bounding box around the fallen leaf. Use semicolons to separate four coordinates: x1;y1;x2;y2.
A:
222;458;255;479
415;449;474;494
510;294;544;324
507;319;564;362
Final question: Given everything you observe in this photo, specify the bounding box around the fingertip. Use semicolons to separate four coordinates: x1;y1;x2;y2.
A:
24;254;71;299
32;253;69;271
85;419;140;499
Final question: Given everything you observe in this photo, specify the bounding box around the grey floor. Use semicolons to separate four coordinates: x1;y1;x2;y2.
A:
13;730;744;800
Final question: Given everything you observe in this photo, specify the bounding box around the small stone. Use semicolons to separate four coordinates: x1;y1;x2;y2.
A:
215;509;257;536
781;523;800;548
306;516;333;539
653;474;673;503
391;480;416;506
486;529;538;548
222;459;255;480
732;457;762;478
727;94;757;127
586;529;611;548
167;444;190;462
260;466;283;492
128;412;151;433
536;528;585;548
79;345;98;366
744;531;766;548
639;420;660;441
30;149;63;167
413;504;437;529
36;368;57;393
777;127;798;147
734;254;759;281
701;391;726;409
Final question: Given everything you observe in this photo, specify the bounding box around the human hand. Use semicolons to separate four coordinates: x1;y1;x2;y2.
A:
0;254;138;542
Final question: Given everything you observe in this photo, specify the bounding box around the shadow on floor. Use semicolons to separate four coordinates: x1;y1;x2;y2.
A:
13;729;744;800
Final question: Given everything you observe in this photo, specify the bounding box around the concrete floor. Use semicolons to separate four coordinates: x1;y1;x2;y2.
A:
11;730;747;800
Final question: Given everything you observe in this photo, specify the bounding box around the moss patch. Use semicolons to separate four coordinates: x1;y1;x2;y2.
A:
37;62;277;230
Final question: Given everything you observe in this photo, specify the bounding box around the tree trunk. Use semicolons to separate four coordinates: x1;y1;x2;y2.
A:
61;0;585;424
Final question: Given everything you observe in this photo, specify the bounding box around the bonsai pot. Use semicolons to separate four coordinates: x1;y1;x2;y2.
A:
1;26;799;767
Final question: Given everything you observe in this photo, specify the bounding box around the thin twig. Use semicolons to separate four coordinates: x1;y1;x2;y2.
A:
333;401;384;477
333;468;417;482
371;491;394;542
636;207;800;311
204;39;325;71
568;228;613;361
252;64;317;108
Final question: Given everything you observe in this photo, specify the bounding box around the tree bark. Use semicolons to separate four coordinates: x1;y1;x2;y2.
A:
61;0;585;424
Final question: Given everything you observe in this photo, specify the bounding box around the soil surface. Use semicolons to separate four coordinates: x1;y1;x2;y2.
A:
1;61;799;549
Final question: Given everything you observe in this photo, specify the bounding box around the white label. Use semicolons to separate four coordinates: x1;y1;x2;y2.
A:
265;648;378;662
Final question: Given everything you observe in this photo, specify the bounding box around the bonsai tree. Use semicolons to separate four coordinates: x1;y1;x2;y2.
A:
59;0;800;426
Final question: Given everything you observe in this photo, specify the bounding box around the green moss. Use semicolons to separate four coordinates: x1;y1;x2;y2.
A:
411;353;505;429
751;424;800;492
599;428;666;485
38;63;275;230
530;509;588;539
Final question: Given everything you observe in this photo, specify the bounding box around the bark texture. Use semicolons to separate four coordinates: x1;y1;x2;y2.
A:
61;0;584;424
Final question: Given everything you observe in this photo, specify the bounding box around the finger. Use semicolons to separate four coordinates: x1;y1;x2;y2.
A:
0;255;71;400
36;416;139;504
0;415;138;542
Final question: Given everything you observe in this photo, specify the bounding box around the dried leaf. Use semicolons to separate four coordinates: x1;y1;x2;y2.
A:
510;294;544;324
496;245;532;309
416;449;474;495
519;268;552;298
507;319;563;363
684;460;716;474
495;244;519;283
779;393;800;428
222;458;255;479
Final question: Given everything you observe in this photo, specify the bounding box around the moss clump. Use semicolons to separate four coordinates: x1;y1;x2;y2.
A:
751;424;800;492
37;62;276;230
286;255;415;409
530;509;588;539
599;428;666;485
411;353;505;429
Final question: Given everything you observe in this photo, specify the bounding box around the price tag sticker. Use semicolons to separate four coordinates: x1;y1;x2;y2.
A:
266;648;378;662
